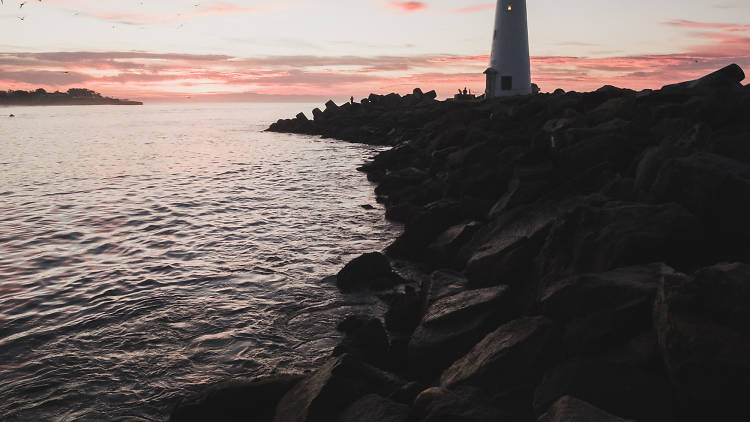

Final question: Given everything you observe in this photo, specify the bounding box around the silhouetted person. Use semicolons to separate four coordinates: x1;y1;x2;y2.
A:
463;87;468;95
350;96;354;104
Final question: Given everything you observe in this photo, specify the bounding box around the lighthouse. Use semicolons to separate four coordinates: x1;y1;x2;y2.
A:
485;0;531;98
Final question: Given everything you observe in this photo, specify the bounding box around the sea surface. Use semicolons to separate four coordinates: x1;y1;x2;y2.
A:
0;103;401;421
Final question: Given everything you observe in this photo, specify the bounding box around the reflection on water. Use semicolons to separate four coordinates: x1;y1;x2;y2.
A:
0;103;401;420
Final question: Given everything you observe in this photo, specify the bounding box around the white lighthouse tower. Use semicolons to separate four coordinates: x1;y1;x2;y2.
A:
485;0;531;98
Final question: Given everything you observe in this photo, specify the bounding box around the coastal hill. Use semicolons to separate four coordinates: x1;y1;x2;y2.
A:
0;88;142;106
173;65;750;422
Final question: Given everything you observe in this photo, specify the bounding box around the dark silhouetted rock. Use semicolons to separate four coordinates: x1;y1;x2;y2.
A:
311;107;323;121
537;201;701;283
273;354;405;422
649;152;750;253
537;396;634;422
325;100;339;112
334;316;389;368
295;112;308;121
409;285;514;380
440;317;562;396
540;263;672;321
412;386;511;422
533;359;673;422
170;374;303;422
662;63;745;91
336;252;403;292
653;263;750;421
336;394;409;422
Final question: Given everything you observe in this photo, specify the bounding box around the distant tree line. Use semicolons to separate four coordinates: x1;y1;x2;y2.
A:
0;88;142;106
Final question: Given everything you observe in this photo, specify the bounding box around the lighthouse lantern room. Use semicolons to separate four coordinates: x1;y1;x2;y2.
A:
485;0;532;98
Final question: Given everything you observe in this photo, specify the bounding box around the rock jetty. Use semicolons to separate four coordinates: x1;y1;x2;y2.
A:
172;64;750;422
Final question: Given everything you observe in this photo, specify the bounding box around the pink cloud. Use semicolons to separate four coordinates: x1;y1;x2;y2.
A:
88;1;266;25
389;1;428;12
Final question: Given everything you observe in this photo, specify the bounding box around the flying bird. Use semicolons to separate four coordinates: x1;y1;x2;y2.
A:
20;1;25;8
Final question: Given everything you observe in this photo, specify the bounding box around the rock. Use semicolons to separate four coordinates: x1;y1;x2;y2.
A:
382;285;421;333
334;316;389;368
553;88;565;95
312;107;323;121
361;204;375;210
325;100;339;112
274;354;405;422
170;374;303;422
335;394;409;422
540;263;672;321
409;285;515;380
537;396;634;422
532;83;541;94
649;152;750;253
295;112;308;121
533;359;673;422
426;221;481;266
336;252;403;292
653;263;750;421
662;63;745;91
424;90;437;100
440;317;562;396
540;264;673;355
537;201;701;283
424;270;469;304
412;386;510;422
387;199;471;260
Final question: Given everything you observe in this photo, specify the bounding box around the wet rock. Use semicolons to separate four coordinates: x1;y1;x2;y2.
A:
537;396;634;422
653;263;750;421
336;252;403;292
440;317;562;396
382;285;421;333
274;354;405;422
533;359;673;422
336;394;409;422
409;285;514;380
170;374;303;422
426;221;481;266
334;316;389;368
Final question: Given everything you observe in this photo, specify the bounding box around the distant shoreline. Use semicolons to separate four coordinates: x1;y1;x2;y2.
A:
0;88;143;106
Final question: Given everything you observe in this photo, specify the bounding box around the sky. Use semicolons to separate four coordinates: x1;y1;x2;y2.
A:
0;0;749;101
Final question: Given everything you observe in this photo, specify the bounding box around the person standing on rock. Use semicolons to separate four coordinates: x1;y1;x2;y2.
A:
350;96;354;104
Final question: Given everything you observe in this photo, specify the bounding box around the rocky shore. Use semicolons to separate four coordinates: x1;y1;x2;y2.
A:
171;64;750;422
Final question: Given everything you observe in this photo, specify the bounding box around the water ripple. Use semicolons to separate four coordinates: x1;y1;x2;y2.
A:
0;103;401;421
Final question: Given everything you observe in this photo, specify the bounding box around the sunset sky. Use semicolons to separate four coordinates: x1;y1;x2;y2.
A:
1;0;749;100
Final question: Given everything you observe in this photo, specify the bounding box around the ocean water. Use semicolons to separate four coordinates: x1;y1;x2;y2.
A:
0;103;401;421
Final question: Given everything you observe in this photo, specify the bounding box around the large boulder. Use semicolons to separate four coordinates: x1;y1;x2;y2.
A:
311;107;323;121
273;354;405;422
649;152;750;252
662;63;745;91
536;201;701;283
408;285;514;380
440;317;562;397
335;394;409;422
412;386;511;422
537;396;634;422
540;264;673;355
169;374;303;422
653;263;750;421
540;263;672;320
533;359;673;422
336;252;403;292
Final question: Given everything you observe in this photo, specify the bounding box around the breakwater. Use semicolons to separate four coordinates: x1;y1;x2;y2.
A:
173;64;750;422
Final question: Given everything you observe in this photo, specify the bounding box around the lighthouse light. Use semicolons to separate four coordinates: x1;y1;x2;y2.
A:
507;3;512;11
